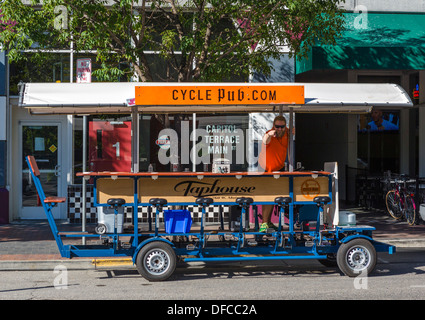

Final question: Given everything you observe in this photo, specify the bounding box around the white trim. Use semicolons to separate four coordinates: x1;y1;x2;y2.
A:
19;82;413;115
0;97;6;140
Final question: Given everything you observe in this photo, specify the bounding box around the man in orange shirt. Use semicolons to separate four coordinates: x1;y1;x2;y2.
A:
258;115;289;232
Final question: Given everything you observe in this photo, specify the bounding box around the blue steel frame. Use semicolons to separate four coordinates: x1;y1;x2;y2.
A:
26;156;395;264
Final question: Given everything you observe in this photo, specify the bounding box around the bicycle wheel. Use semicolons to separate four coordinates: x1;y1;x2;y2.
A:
404;195;417;226
385;190;403;220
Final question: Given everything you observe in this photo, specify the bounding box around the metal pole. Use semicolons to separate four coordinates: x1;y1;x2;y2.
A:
192;112;196;172
289;108;294;172
82;115;87;245
131;106;139;173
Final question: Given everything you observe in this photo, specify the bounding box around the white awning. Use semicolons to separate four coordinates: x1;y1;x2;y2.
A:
19;82;413;115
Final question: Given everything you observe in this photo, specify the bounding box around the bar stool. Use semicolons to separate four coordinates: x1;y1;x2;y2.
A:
235;197;253;232
313;196;331;232
274;197;292;232
195;197;214;247
107;198;126;250
149;198;168;236
195;197;214;233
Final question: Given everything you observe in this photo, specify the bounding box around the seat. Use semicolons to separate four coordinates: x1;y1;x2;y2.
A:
313;196;331;205
149;198;168;206
107;198;126;207
235;197;254;206
44;196;67;204
195;197;214;206
274;197;292;205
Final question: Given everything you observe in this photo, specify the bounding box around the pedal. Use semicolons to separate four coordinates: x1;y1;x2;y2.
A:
224;233;235;241
247;240;258;247
305;241;315;247
121;242;132;249
186;244;196;250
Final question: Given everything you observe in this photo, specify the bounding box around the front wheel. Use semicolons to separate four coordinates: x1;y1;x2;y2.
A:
136;241;176;281
336;238;377;277
385;190;403;220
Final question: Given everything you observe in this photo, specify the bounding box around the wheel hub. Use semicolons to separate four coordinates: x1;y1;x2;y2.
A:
346;246;370;271
145;250;169;275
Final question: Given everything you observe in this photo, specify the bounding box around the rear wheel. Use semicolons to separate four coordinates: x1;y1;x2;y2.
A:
405;195;417;226
318;253;337;267
385;190;403;220
136;241;176;281
336;238;377;277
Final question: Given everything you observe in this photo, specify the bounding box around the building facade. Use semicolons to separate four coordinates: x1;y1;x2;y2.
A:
1;1;424;222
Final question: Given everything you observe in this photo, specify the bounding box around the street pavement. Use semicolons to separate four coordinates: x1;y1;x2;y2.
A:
0;206;424;271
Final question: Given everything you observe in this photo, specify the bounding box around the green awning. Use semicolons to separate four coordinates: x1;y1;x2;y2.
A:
296;13;425;74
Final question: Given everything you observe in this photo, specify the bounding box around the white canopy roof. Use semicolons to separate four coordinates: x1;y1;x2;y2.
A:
19;82;412;115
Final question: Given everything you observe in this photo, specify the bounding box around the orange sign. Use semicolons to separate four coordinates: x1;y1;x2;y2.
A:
300;179;321;199
135;85;304;106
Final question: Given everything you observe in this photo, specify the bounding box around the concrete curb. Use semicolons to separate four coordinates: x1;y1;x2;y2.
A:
0;259;95;271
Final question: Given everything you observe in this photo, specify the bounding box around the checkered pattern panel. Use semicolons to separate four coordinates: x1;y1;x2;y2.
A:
67;185;230;224
67;185;97;223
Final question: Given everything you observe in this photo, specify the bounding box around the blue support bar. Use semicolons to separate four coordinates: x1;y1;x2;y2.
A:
26;157;67;257
184;255;328;263
133;177;139;248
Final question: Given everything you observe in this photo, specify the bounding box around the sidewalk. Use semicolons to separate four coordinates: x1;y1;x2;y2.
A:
0;207;424;270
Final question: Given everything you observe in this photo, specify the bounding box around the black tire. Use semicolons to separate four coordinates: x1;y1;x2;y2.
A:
385;190;403;220
318;253;338;267
95;223;107;235
405;195;417;226
336;238;377;277
136;241;176;281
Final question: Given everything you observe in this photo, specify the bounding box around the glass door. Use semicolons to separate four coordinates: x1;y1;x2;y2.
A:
20;123;63;219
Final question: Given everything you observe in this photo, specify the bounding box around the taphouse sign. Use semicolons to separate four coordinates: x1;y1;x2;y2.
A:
135;84;304;106
95;174;330;204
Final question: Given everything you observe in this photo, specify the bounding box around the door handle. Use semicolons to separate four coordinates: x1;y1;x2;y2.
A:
112;142;120;159
54;165;61;177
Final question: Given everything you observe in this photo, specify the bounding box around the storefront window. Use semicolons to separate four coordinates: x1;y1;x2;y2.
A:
141;114;254;172
141;114;192;172
9;52;71;95
357;76;402;174
357;110;400;174
196;114;251;171
252;54;294;83
73;114;132;184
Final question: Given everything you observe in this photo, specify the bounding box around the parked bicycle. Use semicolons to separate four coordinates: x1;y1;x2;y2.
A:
385;174;417;226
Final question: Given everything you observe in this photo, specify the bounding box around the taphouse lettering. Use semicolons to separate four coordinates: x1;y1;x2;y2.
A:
174;179;256;197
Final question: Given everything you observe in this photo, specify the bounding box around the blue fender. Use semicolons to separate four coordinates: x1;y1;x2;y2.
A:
132;237;175;263
340;234;374;244
339;234;396;254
